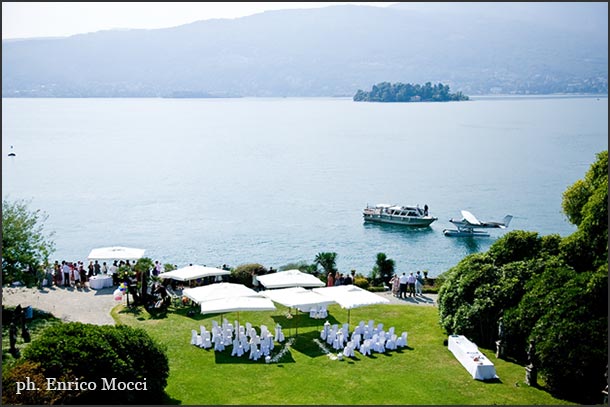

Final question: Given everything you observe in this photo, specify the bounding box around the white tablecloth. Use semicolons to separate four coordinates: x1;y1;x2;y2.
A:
448;335;498;380
89;275;114;290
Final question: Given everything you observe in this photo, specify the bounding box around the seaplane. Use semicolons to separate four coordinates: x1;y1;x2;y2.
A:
443;210;512;237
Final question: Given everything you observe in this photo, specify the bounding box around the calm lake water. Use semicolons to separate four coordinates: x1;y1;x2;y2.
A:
2;96;607;277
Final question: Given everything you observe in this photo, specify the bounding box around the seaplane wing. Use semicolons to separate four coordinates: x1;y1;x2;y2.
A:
461;210;481;226
453;211;512;229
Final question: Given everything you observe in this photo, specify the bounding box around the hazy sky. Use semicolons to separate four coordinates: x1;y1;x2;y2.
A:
2;2;397;40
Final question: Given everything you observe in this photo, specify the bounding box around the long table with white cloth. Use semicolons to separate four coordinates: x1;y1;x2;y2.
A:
448;335;498;380
89;275;114;290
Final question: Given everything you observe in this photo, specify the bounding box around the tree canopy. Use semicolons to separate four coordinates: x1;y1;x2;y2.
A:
2;199;55;286
437;150;608;404
314;252;338;276
372;253;395;285
353;81;469;102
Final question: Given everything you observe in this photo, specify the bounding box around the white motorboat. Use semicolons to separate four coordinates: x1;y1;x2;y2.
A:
443;210;512;237
363;203;437;227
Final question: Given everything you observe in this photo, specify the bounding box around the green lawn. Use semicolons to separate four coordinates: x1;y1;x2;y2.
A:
112;303;574;405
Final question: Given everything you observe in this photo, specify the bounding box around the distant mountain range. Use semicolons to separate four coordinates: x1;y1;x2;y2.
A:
2;3;607;97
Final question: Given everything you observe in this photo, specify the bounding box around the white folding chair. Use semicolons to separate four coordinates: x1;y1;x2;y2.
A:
249;344;260;361
396;332;408;348
360;339;371;356
386;334;397;350
201;331;212;349
191;329;202;346
343;341;355;358
351;333;362;350
275;324;285;342
231;339;241;356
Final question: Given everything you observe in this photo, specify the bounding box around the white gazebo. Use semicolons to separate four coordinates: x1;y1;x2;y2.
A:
262;286;335;335
87;246;145;261
183;283;276;324
256;269;325;289
199;295;276;314
158;265;230;282
262;286;335;311
313;285;390;324
182;282;259;305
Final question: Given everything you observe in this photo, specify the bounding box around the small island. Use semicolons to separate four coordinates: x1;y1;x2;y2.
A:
353;81;469;102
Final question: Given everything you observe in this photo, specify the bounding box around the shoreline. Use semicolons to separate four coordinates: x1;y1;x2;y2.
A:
2;286;438;327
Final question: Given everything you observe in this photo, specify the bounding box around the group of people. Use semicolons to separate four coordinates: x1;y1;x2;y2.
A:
390;271;425;299
46;259;145;289
326;271;355;287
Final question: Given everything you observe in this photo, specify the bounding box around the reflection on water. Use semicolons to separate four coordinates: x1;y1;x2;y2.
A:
363;221;435;238
447;235;484;254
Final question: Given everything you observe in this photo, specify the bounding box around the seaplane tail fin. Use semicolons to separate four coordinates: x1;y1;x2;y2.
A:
501;215;513;228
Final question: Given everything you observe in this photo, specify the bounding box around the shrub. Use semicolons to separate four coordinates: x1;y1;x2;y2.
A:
353;275;369;289
368;286;388;292
2;360;78;405
231;263;268;287
22;322;169;404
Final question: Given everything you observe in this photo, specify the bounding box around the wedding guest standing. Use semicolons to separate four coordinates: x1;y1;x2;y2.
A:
327;272;335;287
415;271;424;296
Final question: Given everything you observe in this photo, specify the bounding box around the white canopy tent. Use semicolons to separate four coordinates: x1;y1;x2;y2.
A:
158;265;230;282
199;295;276;315
262;286;335;335
262;287;335;311
313;285;390;324
182;282;259;305
87;246;145;261
256;269;325;289
199;295;276;325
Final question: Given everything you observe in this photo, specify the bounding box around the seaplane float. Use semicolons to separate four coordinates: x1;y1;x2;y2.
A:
443;210;512;237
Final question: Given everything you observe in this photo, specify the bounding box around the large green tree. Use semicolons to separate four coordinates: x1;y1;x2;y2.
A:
560;150;608;272
2;199;55;286
437;151;608;404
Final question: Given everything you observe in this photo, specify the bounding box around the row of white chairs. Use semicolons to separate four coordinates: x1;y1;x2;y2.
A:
305;305;328;319
190;320;285;360
319;319;408;358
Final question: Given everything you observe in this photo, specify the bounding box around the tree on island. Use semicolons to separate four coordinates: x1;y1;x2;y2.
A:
353;81;469;102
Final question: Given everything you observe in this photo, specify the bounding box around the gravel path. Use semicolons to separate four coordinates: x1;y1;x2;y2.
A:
2;286;438;327
375;290;438;306
2;285;118;325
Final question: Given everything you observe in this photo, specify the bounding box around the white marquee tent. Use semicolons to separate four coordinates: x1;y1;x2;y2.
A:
262;286;335;311
256;269;325;289
87;246;145;260
182;282;259;305
199;295;276;315
262;286;335;335
158;265;230;282
313;285;390;323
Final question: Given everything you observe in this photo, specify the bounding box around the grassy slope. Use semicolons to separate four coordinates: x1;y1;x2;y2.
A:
112;303;573;405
